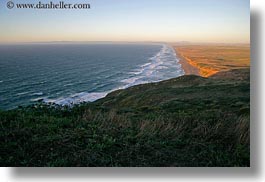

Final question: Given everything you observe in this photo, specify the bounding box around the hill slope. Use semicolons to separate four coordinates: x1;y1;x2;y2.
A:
0;69;250;167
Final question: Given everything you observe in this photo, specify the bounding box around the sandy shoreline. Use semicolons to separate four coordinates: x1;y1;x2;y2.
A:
173;45;250;77
174;48;200;76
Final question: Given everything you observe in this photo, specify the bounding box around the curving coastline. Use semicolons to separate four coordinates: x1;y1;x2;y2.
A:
174;48;200;76
173;44;250;77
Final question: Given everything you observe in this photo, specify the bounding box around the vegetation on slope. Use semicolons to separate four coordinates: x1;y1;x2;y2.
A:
0;69;250;167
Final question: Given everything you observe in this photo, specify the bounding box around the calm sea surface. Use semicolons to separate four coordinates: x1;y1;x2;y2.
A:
0;43;184;110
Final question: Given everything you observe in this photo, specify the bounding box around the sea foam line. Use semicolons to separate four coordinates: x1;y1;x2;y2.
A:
43;44;184;106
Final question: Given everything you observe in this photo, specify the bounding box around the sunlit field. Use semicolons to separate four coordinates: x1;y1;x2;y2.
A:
175;45;250;77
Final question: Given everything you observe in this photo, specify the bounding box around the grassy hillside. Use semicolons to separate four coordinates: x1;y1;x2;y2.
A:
0;69;250;167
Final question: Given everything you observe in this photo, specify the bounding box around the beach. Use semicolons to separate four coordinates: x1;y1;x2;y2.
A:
174;47;200;76
174;45;250;77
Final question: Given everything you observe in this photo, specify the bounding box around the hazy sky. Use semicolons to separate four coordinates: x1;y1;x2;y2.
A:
0;0;250;43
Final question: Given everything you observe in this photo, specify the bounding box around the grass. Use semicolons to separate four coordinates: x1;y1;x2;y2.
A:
175;45;250;77
0;69;250;167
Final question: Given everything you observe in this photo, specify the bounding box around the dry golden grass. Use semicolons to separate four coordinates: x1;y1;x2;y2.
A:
175;45;250;77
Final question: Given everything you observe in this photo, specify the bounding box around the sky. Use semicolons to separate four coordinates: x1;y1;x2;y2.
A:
0;0;250;43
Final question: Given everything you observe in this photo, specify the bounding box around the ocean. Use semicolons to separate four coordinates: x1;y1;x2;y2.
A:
0;43;184;110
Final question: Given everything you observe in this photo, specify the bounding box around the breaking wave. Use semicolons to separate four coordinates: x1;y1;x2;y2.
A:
43;44;184;106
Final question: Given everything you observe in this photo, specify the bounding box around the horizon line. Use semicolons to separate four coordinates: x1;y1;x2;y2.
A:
0;40;250;45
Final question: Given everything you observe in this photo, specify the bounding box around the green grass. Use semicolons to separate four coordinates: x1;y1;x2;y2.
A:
0;69;250;167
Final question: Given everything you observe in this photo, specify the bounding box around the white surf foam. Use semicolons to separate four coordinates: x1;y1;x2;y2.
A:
44;91;108;106
30;97;45;102
31;92;44;96
16;92;30;96
120;44;184;88
42;44;184;106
